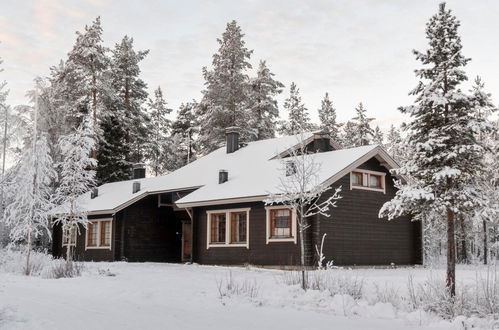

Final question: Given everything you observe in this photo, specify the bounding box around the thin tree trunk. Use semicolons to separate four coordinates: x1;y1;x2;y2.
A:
298;209;306;290
25;230;32;275
446;208;456;296
459;215;468;263
483;220;488;265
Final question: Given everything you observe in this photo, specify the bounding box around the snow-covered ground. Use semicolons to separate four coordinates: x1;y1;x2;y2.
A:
0;262;496;330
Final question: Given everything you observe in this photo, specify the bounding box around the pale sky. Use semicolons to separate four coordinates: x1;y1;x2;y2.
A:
1;0;498;130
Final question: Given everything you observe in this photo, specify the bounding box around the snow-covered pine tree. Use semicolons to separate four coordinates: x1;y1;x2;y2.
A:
318;92;342;142
3;93;56;274
247;60;283;140
351;102;374;146
468;76;498;264
147;86;172;176
110;35;150;165
171;101;199;167
380;3;486;296
340;121;357;148
373;126;384;145
386;124;403;161
197;20;253;153
65;17;110;136
96;103;129;183
279;82;315;135
53;118;96;261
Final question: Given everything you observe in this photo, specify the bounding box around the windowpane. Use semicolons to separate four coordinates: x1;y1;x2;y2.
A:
271;209;291;238
230;212;247;243
352;172;362;186
87;222;97;247
369;174;382;189
210;213;226;243
100;221;111;247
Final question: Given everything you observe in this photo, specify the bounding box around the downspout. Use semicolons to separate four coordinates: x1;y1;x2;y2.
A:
185;207;194;263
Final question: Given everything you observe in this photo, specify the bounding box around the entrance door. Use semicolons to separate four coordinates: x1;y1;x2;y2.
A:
181;221;192;262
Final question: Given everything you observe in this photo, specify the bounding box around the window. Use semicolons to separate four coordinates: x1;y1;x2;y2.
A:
210;213;226;244
230;212;247;243
86;219;112;250
350;169;385;193
206;209;250;249
265;206;297;244
62;225;77;247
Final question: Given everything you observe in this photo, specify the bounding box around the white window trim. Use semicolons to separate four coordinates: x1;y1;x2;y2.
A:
265;205;297;244
350;169;386;194
206;208;250;249
85;218;113;250
62;225;77;247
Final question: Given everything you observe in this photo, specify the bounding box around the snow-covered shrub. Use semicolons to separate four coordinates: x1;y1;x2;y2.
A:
473;267;499;318
286;270;365;299
216;271;260;300
279;270;302;286
406;269;499;319
370;282;403;308
48;259;84;279
0;247;83;278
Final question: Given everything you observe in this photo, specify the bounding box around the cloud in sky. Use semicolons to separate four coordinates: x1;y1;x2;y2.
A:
1;0;498;130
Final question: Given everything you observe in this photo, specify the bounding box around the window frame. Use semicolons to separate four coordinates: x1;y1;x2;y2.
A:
350;169;386;193
85;218;113;250
265;206;297;244
206;208;250;249
62;224;77;247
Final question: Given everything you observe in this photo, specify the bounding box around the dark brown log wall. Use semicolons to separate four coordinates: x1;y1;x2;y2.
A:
193;202;303;266
316;157;422;266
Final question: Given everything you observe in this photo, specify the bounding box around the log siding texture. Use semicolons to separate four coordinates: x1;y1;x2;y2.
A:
53;156;421;266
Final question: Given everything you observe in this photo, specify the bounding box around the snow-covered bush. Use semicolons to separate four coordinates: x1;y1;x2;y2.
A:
216;271;260;300
0;247;83;278
407;268;499;319
308;270;364;299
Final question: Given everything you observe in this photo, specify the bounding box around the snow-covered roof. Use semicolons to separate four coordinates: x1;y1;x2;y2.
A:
64;133;397;215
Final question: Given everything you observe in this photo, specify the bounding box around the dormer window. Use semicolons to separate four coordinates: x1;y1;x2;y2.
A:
350;169;385;193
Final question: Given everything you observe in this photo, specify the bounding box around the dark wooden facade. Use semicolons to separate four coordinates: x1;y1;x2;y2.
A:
53;156;422;266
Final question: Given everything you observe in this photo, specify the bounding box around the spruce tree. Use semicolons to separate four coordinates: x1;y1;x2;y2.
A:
110;35;150;165
341;121;357;148
318;92;342;141
65;17;110;136
351;102;374;146
197;20;253;153
53;118;96;261
172;101;199;167
280;82;314;135
247;60;283;140
380;3;486;296
147;87;172;176
386;124;403;161
373;126;384;145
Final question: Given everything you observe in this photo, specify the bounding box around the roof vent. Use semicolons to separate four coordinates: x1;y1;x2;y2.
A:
219;169;228;184
225;127;240;154
132;181;141;194
90;187;98;199
133;163;146;179
286;161;297;176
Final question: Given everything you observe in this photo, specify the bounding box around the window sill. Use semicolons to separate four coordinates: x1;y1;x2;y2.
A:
267;237;295;243
85;246;112;250
207;243;248;249
351;185;385;193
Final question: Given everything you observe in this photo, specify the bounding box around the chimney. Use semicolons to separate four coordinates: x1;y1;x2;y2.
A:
225;127;240;154
132;181;141;194
133;163;146;179
219;169;228;184
90;187;98;199
312;131;332;153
